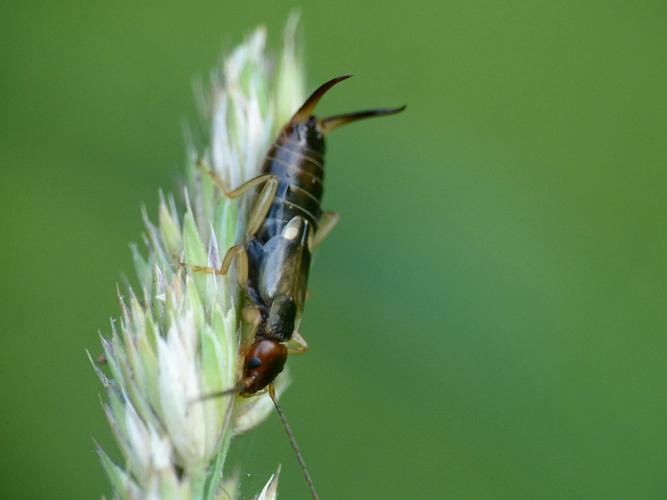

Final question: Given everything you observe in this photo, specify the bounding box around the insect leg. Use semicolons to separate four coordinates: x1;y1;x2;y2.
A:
197;162;278;237
199;161;278;200
287;330;309;356
187;244;248;286
311;211;340;248
203;166;275;200
245;176;279;237
242;305;263;345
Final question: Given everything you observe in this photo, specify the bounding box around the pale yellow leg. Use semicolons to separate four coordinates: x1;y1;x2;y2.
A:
287;331;310;355
182;244;248;286
246;177;279;237
198;161;273;199
241;305;263;346
312;211;340;248
198;162;279;238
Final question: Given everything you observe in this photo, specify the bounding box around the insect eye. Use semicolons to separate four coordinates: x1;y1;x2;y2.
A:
247;356;262;369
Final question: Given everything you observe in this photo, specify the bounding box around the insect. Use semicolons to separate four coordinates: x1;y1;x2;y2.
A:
189;74;404;499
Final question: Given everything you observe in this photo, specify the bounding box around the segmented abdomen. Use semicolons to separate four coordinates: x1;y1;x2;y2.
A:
257;136;325;242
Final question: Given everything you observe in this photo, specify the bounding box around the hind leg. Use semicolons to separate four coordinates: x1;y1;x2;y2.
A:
199;163;278;237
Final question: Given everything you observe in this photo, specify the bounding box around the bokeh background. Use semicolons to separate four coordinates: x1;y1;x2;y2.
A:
1;1;665;498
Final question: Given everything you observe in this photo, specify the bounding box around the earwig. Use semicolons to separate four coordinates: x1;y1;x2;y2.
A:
188;75;404;499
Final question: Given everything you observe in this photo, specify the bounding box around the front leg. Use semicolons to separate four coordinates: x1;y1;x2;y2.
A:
287;331;310;356
242;305;263;347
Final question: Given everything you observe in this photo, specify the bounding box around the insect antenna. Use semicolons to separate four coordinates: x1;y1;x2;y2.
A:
269;385;320;500
192;382;245;404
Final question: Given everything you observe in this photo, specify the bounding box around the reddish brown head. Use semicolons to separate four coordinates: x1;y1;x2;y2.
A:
239;338;288;396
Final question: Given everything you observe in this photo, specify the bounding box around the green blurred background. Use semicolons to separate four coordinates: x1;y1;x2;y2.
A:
1;1;665;498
